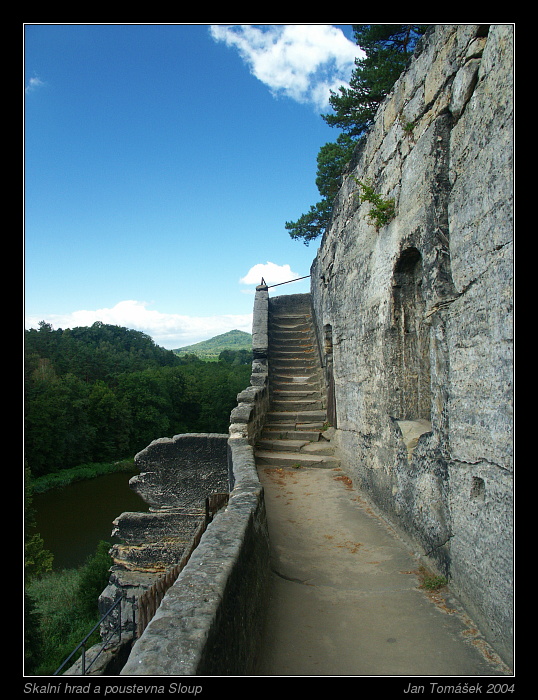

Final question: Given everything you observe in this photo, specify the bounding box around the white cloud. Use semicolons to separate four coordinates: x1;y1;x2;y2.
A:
240;261;300;287
209;24;363;110
25;300;253;350
25;76;45;94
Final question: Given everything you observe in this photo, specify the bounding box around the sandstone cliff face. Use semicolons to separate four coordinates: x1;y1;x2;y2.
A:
310;24;513;665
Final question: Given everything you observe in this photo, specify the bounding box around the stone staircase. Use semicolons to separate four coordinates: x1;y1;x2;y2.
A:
255;294;339;470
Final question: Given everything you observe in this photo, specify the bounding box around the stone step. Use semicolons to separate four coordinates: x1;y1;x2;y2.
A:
269;322;313;330
270;373;321;385
268;347;319;363
264;420;326;431
299;441;337;456
267;314;312;331
270;369;320;380
270;354;316;363
266;410;327;424
269;323;311;333
269;329;313;339
270;383;322;394
262;427;322;441
254;450;340;469
257;438;336;456
270;358;318;369
269;333;316;349
270;315;312;322
271;390;323;400
269;346;316;355
271;388;321;399
256;438;310;452
270;399;325;412
270;327;313;334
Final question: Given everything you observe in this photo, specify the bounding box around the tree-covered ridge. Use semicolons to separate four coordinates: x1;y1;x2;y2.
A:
25;320;180;384
286;24;429;245
25;321;251;478
174;329;252;361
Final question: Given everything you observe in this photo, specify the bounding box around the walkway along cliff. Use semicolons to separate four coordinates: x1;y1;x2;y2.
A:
308;23;513;666
71;24;512;676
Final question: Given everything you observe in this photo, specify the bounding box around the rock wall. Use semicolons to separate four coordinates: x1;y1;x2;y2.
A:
310;24;513;665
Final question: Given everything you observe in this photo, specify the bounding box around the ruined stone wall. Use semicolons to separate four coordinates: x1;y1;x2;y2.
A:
229;285;270;448
98;433;230;644
120;436;269;675
310;24;513;665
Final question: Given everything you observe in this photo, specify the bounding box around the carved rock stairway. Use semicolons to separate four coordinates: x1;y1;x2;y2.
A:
255;295;340;470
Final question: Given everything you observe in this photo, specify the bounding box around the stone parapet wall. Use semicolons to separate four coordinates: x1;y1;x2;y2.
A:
310;24;513;666
229;285;270;448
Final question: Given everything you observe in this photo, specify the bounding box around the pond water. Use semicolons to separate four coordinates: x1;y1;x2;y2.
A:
33;471;148;570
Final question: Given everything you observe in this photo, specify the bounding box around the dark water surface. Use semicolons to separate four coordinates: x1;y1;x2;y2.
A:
33;471;147;570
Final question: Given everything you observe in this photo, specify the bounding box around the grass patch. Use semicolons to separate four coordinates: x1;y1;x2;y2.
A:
31;459;135;494
418;566;448;591
25;541;112;675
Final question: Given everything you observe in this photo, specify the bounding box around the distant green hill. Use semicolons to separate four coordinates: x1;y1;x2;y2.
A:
173;329;252;361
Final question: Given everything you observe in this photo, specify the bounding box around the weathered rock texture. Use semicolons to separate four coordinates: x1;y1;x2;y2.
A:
310;24;513;666
110;433;229;573
98;433;229;649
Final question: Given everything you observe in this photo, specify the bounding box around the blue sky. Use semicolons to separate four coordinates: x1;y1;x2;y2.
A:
25;24;363;349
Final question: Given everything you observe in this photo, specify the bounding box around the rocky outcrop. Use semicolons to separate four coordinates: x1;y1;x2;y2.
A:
98;433;229;648
310;24;513;666
109;433;229;574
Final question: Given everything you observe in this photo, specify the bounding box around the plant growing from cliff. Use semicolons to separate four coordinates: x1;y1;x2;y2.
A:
287;25;428;245
285;133;357;245
355;179;395;229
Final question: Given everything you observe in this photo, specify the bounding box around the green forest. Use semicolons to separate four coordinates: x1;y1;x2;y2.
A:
24;320;252;674
25;321;252;479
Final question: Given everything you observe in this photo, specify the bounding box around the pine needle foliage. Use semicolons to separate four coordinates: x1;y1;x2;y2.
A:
286;25;428;245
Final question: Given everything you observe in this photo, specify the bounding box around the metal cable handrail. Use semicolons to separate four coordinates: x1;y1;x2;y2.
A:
259;275;310;289
52;494;229;676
